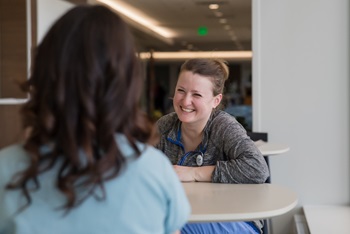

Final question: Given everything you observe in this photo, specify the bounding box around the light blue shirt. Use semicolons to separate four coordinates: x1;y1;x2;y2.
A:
0;135;191;234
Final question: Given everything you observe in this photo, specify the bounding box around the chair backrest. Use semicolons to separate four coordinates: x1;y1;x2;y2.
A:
247;131;270;184
247;132;268;142
247;131;270;234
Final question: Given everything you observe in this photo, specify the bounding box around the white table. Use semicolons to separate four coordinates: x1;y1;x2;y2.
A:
254;140;290;184
183;182;298;223
254;140;290;156
303;205;350;234
253;139;291;232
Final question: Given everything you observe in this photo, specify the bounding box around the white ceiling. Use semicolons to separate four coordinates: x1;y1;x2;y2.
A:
89;0;252;52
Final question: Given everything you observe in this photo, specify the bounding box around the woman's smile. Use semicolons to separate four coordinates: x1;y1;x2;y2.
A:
180;106;195;113
173;71;221;125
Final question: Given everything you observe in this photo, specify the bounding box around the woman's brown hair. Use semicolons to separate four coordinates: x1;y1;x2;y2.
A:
7;5;154;212
180;58;229;96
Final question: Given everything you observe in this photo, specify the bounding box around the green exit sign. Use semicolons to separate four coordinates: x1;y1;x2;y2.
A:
197;26;208;36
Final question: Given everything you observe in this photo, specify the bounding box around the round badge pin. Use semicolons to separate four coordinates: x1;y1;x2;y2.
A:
196;154;203;166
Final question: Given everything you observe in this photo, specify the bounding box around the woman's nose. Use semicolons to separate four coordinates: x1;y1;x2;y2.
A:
182;94;192;105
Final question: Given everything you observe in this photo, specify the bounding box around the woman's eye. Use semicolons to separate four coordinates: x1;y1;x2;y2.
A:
193;93;202;97
177;89;185;93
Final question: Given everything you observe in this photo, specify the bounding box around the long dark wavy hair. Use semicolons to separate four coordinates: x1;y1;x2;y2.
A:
7;5;155;212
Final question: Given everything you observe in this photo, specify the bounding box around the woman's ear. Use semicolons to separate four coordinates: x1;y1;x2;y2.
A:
213;94;222;108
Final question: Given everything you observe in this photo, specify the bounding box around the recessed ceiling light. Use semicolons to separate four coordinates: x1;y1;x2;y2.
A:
214;11;223;17
209;4;219;10
224;25;231;30
219;18;227;24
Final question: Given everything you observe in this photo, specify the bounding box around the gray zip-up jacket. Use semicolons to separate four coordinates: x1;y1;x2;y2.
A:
155;110;269;232
155;110;269;184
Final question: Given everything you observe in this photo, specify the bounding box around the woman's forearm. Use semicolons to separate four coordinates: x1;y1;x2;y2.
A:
193;166;215;182
173;165;215;182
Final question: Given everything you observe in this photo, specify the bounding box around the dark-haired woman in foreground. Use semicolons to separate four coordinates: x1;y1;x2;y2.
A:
0;5;190;234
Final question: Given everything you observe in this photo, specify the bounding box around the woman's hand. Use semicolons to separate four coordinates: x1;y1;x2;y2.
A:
173;165;196;182
173;165;215;182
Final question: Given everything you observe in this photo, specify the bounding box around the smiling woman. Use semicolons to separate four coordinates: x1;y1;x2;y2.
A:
155;58;269;234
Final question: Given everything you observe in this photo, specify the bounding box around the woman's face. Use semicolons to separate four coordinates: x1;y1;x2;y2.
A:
173;71;222;126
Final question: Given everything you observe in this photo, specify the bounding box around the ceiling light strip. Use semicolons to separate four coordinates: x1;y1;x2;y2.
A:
139;51;252;61
97;0;174;39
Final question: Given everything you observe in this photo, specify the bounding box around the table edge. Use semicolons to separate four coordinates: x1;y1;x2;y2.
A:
188;199;298;222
